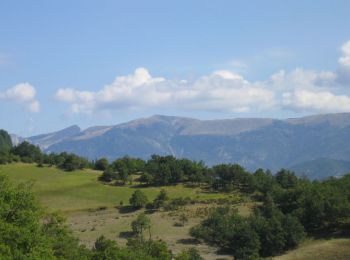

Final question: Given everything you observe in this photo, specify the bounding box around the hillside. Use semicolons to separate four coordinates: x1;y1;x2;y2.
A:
273;239;350;260
289;158;350;179
18;113;350;175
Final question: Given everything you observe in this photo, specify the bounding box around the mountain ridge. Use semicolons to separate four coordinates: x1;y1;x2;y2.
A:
13;113;350;178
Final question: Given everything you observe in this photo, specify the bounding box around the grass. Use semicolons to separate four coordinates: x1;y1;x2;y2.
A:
273;238;350;260
0;163;229;212
0;163;241;258
68;205;234;259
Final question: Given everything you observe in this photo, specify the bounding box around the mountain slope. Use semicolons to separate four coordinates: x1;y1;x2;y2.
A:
289;158;350;180
28;125;81;149
26;113;350;174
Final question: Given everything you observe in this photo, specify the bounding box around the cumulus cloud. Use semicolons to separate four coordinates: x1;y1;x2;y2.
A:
338;40;350;84
55;68;275;114
268;69;337;91
55;41;350;115
339;41;350;67
0;83;40;112
283;90;350;112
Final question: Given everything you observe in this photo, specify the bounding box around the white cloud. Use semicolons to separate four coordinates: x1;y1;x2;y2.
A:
339;41;350;67
2;83;36;101
55;68;275;114
268;68;337;90
0;83;40;112
55;41;350;115
283;90;350;112
338;40;350;84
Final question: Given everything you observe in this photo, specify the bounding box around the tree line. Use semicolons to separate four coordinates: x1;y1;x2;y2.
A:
0;130;92;171
0;129;259;190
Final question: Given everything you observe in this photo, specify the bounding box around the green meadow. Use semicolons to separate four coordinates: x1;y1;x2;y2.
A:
0;163;228;212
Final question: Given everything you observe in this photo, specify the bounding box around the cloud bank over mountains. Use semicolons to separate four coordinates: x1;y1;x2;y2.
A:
3;41;350;116
54;40;350;115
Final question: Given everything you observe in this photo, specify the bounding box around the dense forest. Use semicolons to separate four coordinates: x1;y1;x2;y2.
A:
1;129;350;259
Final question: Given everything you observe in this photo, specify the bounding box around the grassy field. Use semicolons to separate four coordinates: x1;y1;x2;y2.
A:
273;238;350;260
0;163;241;259
0;163;230;212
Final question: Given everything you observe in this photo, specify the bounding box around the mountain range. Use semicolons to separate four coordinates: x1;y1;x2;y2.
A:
13;113;350;179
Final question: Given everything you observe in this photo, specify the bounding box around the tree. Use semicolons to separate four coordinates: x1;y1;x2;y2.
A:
0;129;12;151
190;207;260;259
98;168;117;182
42;212;91;259
211;164;254;192
113;159;130;185
0;175;53;259
92;235;120;259
94;158;109;171
282;214;306;249
0;130;12;164
175;248;204;260
252;168;277;195
61;154;82;171
11;141;42;163
145;155;184;185
131;213;151;238
153;189;169;209
275;169;298;189
139;172;153;185
127;238;172;260
0;175;89;259
129;190;148;209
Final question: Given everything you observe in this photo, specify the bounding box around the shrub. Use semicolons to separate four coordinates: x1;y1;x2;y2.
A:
129;190;148;209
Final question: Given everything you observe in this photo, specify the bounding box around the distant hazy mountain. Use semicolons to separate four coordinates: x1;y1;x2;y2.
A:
27;125;81;150
24;113;350;177
289;158;350;180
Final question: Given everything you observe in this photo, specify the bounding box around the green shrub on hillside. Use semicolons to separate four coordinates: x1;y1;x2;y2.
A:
129;190;148;209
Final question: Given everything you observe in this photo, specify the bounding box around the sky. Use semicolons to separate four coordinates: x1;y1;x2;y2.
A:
1;0;350;136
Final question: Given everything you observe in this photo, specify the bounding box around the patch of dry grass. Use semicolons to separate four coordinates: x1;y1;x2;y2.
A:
273;238;350;260
66;204;245;259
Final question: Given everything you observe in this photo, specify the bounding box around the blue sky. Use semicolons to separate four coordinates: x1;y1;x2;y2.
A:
1;0;350;136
